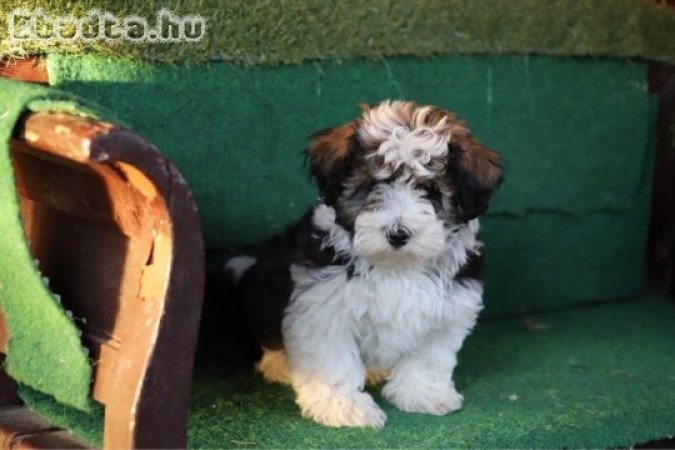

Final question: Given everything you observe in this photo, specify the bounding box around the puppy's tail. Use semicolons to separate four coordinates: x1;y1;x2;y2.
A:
223;255;257;283
200;254;260;362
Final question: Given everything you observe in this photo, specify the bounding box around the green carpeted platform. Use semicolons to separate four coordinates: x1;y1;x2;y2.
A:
193;295;675;448
24;295;675;448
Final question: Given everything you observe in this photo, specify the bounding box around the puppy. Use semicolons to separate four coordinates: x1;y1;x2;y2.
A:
227;100;502;428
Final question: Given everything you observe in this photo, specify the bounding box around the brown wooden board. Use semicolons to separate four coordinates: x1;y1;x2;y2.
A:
0;57;48;85
0;109;204;448
0;407;91;449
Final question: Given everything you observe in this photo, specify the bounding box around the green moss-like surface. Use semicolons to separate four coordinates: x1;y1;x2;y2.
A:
26;296;675;448
0;78;103;410
48;54;655;314
2;1;675;64
187;295;675;448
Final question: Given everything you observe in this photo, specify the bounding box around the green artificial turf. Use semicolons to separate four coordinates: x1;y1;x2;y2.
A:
187;295;675;448
0;78;109;411
47;53;655;315
0;52;664;446
1;0;675;65
25;295;675;448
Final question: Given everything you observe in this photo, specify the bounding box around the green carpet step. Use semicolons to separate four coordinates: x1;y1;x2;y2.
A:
22;294;675;447
187;294;675;448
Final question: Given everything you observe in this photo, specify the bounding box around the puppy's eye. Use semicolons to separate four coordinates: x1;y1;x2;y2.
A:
421;183;444;212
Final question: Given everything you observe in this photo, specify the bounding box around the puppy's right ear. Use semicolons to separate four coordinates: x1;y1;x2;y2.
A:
307;122;359;205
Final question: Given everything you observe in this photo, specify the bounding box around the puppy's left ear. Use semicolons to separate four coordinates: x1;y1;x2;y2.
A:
447;135;503;222
307;122;359;205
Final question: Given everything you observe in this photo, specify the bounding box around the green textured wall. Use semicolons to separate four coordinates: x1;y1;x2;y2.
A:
47;54;655;315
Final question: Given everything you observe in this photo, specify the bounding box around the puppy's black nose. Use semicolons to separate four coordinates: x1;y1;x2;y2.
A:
387;228;411;248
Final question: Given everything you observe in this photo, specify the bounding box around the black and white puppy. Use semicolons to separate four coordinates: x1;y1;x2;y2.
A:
227;100;503;428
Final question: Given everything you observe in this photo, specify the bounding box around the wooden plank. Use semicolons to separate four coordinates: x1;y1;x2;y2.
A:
12;430;92;449
15;114;117;164
8;112;204;448
89;125;204;449
0;407;56;448
0;57;49;84
0;407;91;449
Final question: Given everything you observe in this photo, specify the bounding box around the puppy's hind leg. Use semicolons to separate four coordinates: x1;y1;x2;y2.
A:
256;347;292;385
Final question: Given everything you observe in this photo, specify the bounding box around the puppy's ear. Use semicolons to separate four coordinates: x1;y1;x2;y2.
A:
447;135;503;222
307;122;359;205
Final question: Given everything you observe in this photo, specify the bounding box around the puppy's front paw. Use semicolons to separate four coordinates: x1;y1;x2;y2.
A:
383;381;463;416
298;390;387;428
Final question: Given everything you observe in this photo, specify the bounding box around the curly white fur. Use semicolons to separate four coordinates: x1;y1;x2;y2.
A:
359;100;452;178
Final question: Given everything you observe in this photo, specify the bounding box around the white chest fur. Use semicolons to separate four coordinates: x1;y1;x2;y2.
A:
287;257;483;371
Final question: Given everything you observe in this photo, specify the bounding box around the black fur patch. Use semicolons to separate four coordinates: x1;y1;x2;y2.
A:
237;208;346;350
421;183;444;214
454;251;483;283
346;262;356;280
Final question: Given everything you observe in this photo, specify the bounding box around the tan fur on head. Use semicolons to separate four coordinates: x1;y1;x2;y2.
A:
307;122;360;204
308;122;358;175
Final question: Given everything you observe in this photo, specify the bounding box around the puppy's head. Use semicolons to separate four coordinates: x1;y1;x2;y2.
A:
308;100;502;268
